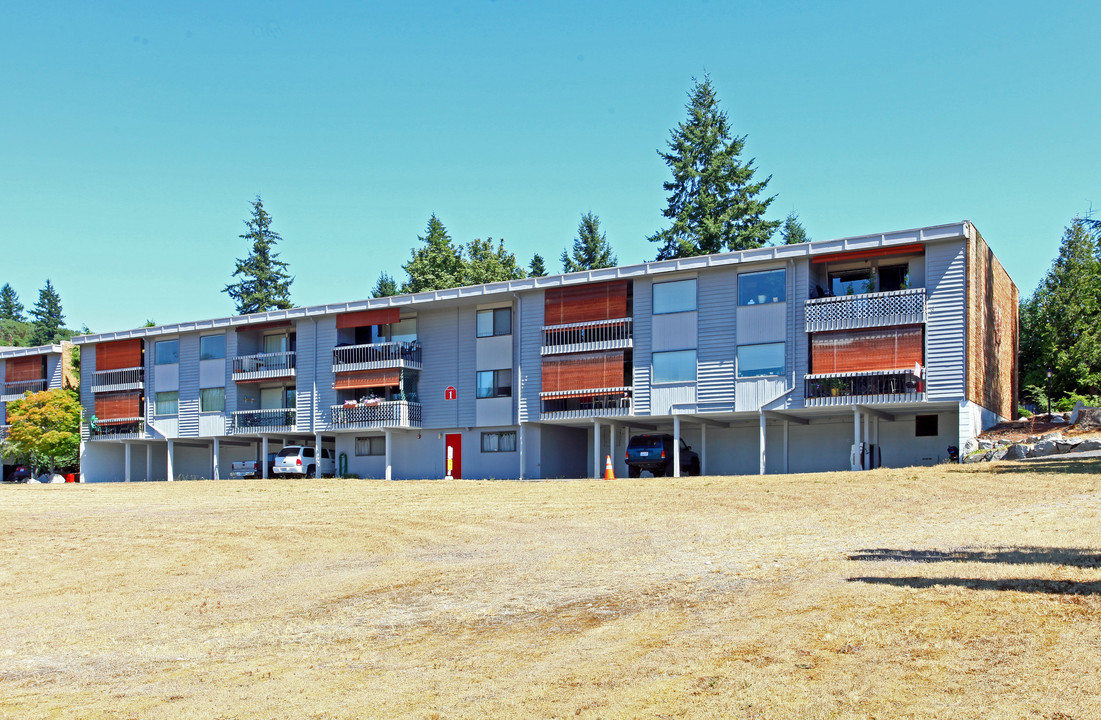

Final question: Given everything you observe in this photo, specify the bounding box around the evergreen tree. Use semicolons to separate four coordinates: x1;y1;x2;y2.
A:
372;272;399;298
402;214;466;293
224;196;294;314
528;253;548;277
463;238;527;285
0;284;24;321
29;279;65;345
562;212;617;272
780;211;809;245
649;75;779;259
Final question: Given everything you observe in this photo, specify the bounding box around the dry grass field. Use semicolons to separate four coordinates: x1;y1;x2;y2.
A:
2;459;1100;719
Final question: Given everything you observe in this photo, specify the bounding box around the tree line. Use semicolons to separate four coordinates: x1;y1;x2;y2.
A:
0;279;71;347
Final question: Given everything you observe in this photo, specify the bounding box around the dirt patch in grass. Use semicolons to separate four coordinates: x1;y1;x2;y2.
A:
2;463;1100;718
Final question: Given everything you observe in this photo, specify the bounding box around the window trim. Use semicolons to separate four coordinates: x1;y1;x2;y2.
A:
736;342;786;378
476;307;512;338
476;369;513;399
652;349;697;385
652;278;697;315
481;431;517;453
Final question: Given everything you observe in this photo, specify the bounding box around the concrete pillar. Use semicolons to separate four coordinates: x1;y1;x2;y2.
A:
314;431;323;477
261;436;269;479
759;413;767;475
124;442;132;483
783;420;790;475
592;421;601;479
79;440;86;483
167;439;175;482
863;411;871;469
700;424;707;476
853;409;862;470
212;437;220;480
518;422;525;480
384;429;392;480
146;444;152;482
672;415;681;478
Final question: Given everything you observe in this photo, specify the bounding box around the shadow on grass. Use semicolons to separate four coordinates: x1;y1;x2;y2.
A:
981;456;1101;474
849;576;1101;595
849;546;1101;568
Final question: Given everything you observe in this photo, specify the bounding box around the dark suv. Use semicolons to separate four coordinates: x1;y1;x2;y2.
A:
625;434;700;477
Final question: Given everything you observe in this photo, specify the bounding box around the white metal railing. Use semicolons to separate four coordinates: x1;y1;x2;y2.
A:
329;401;422;429
332;341;422;372
540;388;632;418
805;288;926;332
229;408;297;433
232;351;297;381
542;317;633;356
1;379;46;400
91;366;144;393
87;417;147;440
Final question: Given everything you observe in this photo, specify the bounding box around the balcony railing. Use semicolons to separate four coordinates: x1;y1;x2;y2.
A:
91;367;144;393
805;288;926;332
540;388;632;419
87;417;147;441
804;369;924;406
228;408;297;434
332;341;422;372
542;318;633;356
232;351;296;382
1;379;46;401
329;401;422;430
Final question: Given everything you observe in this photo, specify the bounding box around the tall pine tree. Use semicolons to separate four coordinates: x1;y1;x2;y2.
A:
224;196;294;314
29;279;65;345
372;272;399;298
402;215;466;293
528;253;548;277
650;75;779;259
0;283;24;321
780;211;810;245
562;212;617;272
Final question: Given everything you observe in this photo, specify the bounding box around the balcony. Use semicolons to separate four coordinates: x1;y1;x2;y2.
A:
541;318;633;356
540;388;632;420
804;369;924;406
805;288;925;333
232;351;296;383
1;379;46;402
332;341;422;373
86;417;148;441
91;367;144;393
228;408;297;434
329;400;422;430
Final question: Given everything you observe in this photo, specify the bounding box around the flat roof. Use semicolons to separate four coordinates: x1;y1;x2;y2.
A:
73;220;973;345
0;343;65;359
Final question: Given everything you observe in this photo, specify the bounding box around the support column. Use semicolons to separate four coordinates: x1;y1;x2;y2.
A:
518;422;525;481
609;424;617;477
673;415;681;478
146;444;152;482
759;413;767;475
384;429;392;480
124;442;132;483
79;440;86;483
592;421;601;479
167;439;175;482
853;409;862;471
871;416;879;468
783;420;790;475
314;431;323;477
261;436;269;479
213;437;220;480
700;424;707;477
863;410;871;470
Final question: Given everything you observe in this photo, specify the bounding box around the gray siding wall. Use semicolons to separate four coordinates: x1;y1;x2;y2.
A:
80;345;96;419
46;354;64;390
518;291;543;423
457;309;477;427
224;331;238;415
313;316;338;430
178;334;200;437
632;277;653;415
791;259;810;409
418;307;460;429
697;268;737;405
295;319;316;432
925;240;967;400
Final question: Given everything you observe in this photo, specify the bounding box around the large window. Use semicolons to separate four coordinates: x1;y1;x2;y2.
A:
476;307;512;337
653;279;696;314
481;431;516;453
738;269;786;306
737;343;785;378
154;391;178;416
476;369;513;398
652;350;696;384
199;387;225;413
355;437;385;456
199;335;226;360
154;340;179;365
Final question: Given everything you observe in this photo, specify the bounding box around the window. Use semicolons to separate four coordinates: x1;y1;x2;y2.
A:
652;350;696;384
356;436;386;456
154;340;178;364
878;265;909;292
199;335;226;360
476;307;512;337
476;369;513;398
653;279;696;314
154;391;178;416
915;414;938;437
737;343;785;378
199;387;225;413
830;269;874;297
482;431;517;453
739;269;786;306
263;333;291;354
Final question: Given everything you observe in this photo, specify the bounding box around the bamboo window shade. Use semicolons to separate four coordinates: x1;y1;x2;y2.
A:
333;369;401;390
4;356;44;382
96;339;143;370
811;326;923;374
541;351;625;397
337;308;401;329
544;280;629;325
94;391;142;420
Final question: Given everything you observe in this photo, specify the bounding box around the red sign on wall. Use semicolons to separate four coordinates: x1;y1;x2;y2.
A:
444;386;457;400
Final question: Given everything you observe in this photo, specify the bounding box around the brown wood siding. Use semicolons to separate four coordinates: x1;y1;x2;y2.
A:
96;339;143;370
95;391;142;420
966;229;1019;419
811;327;923;374
336;308;401;329
544;280;628;325
5;356;44;382
333;369;401;390
541;351;625;393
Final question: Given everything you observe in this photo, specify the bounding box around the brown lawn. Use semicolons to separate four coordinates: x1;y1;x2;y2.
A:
2;459;1100;719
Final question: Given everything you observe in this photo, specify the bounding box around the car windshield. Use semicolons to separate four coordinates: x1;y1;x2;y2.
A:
276;448;300;458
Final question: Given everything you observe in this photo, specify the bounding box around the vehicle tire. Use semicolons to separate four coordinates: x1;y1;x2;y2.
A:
653;464;665;478
307;465;317;479
689;459;701;476
628;465;640;478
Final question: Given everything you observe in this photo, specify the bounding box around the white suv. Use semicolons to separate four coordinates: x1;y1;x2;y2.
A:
272;446;335;478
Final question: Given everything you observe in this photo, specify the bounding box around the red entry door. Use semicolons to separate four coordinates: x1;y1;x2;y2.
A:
445;434;462;479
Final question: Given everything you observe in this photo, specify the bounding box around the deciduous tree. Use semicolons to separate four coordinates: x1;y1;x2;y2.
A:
224;196;294;314
463;238;526;285
3;389;82;476
562;212;616;272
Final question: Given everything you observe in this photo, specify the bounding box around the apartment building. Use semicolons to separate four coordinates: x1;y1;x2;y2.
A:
74;221;1017;482
0;342;73;442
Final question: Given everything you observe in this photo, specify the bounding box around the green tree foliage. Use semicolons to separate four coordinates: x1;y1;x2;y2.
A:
562;212;617;272
372;272;399;298
3;389;82;475
650;75;779;259
29;279;65;345
1019;218;1101;405
463;238;527;285
528;253;547;278
780;211;810;245
224;196;294;314
402;215;466;293
0;319;34;347
0;284;24;321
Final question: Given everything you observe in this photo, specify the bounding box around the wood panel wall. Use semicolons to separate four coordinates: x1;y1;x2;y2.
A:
544;280;629;325
811;326;923;374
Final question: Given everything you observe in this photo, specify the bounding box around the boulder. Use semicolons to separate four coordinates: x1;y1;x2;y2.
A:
1070;400;1086;425
1076;408;1101;432
1051;415;1068;425
1076;439;1101;452
1003;444;1030;461
978;438;994;450
1056;437;1083;454
1027;440;1059;458
962;438;979;456
963;451;988;464
988;446;1009;462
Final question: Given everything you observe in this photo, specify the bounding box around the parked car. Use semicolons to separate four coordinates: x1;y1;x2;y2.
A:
625;434;700;477
228;454;277;479
272;446;335;478
3;465;31;483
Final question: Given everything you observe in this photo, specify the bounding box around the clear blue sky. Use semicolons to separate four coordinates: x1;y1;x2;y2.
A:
2;1;1098;333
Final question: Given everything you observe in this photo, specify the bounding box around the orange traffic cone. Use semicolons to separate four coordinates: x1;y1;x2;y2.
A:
604;455;615;480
